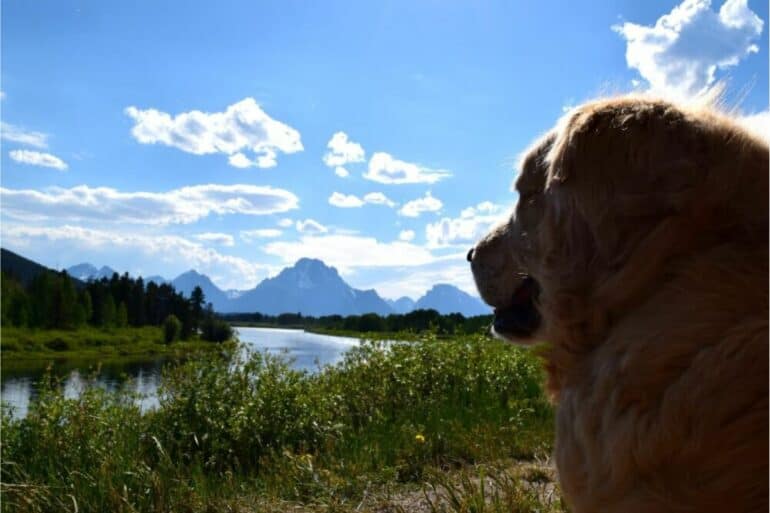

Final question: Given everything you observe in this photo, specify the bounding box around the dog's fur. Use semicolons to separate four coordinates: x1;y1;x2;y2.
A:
470;97;768;512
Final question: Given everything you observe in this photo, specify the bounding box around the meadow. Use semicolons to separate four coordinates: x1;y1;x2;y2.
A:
1;334;564;513
0;326;220;362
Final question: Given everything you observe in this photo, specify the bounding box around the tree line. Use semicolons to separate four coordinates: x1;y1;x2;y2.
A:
1;270;232;342
221;309;494;335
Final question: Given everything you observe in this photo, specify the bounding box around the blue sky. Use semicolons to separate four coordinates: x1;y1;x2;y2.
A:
1;0;767;299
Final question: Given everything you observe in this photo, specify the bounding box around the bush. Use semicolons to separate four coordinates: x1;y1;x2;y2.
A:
162;314;181;344
44;337;70;351
2;335;555;512
200;317;234;343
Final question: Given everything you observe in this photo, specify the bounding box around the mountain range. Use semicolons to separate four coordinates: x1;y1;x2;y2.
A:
62;257;491;317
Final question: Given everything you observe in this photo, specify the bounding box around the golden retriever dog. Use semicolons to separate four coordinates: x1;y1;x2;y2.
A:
469;97;768;512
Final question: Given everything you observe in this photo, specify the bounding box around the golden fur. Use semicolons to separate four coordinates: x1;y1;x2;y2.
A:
470;97;768;512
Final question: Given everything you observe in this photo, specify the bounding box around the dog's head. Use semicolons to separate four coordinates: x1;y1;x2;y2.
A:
470;98;768;346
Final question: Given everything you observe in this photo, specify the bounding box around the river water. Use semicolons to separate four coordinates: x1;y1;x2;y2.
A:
1;327;360;418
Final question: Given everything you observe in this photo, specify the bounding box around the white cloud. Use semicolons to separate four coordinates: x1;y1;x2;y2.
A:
0;91;5;101
263;234;436;271
228;152;254;168
0;183;298;225
363;260;480;300
125;97;303;168
363;192;396;207
329;192;365;208
399;229;416;242
240;228;283;242
323;131;365;169
613;0;764;99
1;122;48;148
398;191;443;217
295;218;328;234
334;166;350;178
738;110;769;141
426;201;508;248
8;149;68;170
328;191;397;208
195;232;235;246
1;224;271;290
365;152;451;184
277;218;294;228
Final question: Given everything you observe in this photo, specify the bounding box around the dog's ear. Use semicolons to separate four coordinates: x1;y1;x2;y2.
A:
543;101;710;263
541;99;767;315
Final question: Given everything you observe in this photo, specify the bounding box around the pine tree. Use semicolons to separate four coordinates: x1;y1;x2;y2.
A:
116;302;128;328
102;294;116;328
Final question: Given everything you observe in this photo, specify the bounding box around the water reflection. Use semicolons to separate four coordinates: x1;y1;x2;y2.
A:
2;327;359;418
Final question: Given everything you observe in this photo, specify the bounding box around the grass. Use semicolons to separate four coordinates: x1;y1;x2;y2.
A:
0;326;223;361
1;333;561;513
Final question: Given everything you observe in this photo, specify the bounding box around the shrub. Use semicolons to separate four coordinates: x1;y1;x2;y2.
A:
162;314;181;344
2;335;555;512
200;317;234;343
44;337;69;351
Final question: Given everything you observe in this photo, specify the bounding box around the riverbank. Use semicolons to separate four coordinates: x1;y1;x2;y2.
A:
2;334;561;512
0;326;228;362
227;322;469;341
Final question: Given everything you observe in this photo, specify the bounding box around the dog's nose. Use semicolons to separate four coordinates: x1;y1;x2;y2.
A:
466;247;475;262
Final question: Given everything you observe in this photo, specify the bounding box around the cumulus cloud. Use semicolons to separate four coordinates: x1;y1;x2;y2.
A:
295;218;328;234
328;192;365;208
323;131;365;171
277;218;294;228
613;0;764;99
398;191;443;217
240;228;283;243
1;224;270;290
9;150;68;170
263;234;436;271
365;152;451;184
0;184;298;225
363;260;480;300
363;192;396;207
398;229;416;242
1;122;49;148
195;232;235;246
334;166;350;178
328;191;397;208
425;201;508;248
125;98;303;168
738;110;769;141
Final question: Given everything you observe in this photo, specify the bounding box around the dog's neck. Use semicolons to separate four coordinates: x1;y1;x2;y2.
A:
540;241;768;400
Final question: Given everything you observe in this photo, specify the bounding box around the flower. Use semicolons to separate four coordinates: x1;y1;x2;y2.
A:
415;433;426;444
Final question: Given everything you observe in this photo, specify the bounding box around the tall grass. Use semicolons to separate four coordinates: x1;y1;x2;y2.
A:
1;334;556;512
1;326;220;361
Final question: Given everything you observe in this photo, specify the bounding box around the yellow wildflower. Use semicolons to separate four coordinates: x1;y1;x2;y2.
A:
415;433;426;443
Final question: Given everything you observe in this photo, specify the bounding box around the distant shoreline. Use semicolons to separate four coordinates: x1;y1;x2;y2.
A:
1;326;229;363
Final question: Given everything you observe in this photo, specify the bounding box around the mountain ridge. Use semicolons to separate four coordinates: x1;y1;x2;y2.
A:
64;257;489;316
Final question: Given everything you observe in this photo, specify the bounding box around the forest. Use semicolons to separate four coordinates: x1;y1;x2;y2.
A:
0;270;232;343
222;309;494;335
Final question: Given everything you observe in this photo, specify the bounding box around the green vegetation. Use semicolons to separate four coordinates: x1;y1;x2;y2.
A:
0;326;225;361
1;334;562;512
224;309;494;336
162;314;182;344
1;268;234;359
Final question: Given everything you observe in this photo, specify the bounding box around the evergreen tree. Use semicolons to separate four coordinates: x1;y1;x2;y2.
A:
80;290;93;323
116;302;128;328
101;294;116;328
190;286;205;328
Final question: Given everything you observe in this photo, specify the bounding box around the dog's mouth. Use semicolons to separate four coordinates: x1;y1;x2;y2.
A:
493;276;541;340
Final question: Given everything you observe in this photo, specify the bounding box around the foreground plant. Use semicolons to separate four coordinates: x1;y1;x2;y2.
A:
2;335;556;513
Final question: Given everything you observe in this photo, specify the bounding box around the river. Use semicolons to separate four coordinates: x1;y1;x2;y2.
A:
1;327;360;418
